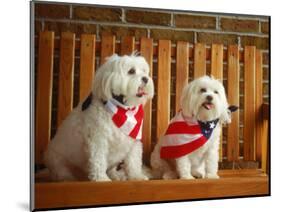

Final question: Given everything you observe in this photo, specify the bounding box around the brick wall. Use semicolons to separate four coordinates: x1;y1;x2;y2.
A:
34;2;269;161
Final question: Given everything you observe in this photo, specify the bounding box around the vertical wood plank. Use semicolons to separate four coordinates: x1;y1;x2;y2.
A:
261;105;269;173
176;41;189;112
210;44;224;161
227;45;240;161
255;50;263;163
211;44;223;79
57;32;75;126
140;37;153;163
244;46;256;161
121;36;135;56
35;31;54;164
157;40;171;140
194;43;206;78
79;34;96;101
100;35;115;65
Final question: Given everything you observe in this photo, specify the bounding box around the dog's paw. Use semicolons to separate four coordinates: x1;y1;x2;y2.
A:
205;173;220;179
180;175;195;180
129;174;149;181
88;174;112;182
191;170;204;179
163;171;177;180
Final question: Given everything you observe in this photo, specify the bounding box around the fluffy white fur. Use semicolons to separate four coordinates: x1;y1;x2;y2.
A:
44;53;154;181
151;76;231;180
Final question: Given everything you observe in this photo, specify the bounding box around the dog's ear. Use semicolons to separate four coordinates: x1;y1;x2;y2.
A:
228;105;239;113
92;55;119;101
82;93;93;111
180;80;197;117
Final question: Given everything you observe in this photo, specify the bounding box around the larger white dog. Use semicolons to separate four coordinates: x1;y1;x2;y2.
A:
44;54;154;181
151;76;235;180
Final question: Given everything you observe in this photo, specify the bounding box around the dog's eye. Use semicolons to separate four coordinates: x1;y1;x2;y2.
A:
128;68;136;75
200;88;207;93
214;90;219;94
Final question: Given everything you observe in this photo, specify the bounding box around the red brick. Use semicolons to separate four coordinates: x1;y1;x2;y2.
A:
35;3;70;19
73;6;122;22
262;52;269;65
100;25;147;40
197;32;238;45
44;21;97;37
150;29;194;42
220;18;259;33
126;10;171;26
263;67;269;81
35;21;42;35
175;14;216;29
261;22;269;34
263;83;269;95
240;36;269;49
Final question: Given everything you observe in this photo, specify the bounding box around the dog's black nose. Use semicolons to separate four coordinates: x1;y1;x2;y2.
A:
206;95;213;102
142;77;148;84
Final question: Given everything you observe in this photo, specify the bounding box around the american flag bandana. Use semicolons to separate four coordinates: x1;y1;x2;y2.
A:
160;112;219;159
104;99;144;140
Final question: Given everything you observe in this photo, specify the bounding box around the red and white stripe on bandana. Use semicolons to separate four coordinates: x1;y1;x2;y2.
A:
104;99;144;140
160;112;218;159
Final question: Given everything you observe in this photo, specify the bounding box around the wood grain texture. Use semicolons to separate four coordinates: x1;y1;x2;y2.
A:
255;50;263;162
100;35;115;65
211;44;223;79
57;32;75;126
140;37;153;164
35;171;268;209
156;40;171;141
244;46;256;161
210;44;223;161
227;45;240;161
79;34;96;101
261;103;269;173
121;36;135;56
35;31;54;164
175;41;189;112
194;43;206;78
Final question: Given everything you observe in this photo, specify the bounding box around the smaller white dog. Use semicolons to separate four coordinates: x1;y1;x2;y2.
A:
44;53;154;181
151;76;237;180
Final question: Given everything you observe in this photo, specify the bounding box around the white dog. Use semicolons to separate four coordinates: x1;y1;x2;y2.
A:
151;76;236;180
44;53;154;181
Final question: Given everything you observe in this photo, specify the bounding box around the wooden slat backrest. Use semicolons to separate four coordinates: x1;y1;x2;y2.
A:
194;43;206;78
121;36;135;55
140;37;153;163
244;46;256;161
210;44;224;161
100;35;115;65
79;34;96;101
57;32;75;126
35;31;266;168
35;31;54;164
156;40;171;141
226;45;240;161
175;41;189;112
255;50;263;162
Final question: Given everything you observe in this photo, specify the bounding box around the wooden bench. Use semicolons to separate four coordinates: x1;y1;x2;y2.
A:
33;31;269;210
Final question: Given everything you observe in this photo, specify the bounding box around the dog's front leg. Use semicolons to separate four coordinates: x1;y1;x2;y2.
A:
204;148;219;179
86;139;111;181
124;141;148;181
176;155;195;179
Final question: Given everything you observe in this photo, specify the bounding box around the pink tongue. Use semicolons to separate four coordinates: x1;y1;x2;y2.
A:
138;87;145;94
205;103;213;109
